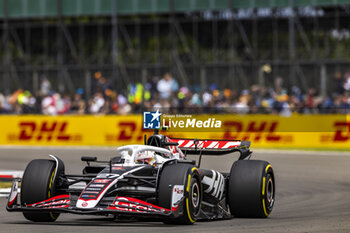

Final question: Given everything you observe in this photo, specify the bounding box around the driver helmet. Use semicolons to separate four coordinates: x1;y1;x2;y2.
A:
136;150;156;166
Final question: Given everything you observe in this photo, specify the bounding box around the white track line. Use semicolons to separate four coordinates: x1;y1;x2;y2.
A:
0;170;23;178
0;188;11;197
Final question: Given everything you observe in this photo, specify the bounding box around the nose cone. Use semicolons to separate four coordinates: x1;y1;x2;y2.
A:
76;178;114;208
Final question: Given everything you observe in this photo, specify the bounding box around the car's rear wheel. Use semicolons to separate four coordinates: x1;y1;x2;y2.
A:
227;160;275;218
158;163;201;225
21;159;62;222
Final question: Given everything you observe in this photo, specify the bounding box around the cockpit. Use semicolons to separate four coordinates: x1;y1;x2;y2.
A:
116;145;177;166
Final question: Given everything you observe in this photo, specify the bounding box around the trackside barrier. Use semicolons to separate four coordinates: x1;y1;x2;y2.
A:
0;115;349;149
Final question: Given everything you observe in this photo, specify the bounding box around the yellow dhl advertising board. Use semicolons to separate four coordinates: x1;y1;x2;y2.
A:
0;114;349;149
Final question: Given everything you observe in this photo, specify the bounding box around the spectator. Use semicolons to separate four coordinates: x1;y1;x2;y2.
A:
89;92;106;114
40;77;51;96
340;93;350;113
97;77;111;95
34;91;43;114
55;93;71;114
18;90;36;114
117;93;132;115
344;72;350;91
70;92;86;115
306;88;316;111
42;93;56;115
333;72;344;95
202;90;213;107
0;93;8;113
234;90;250;114
157;72;178;100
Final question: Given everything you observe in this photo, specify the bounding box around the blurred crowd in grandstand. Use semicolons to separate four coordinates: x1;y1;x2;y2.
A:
0;71;350;115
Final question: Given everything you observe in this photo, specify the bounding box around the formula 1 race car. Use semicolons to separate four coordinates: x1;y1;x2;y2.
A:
6;131;275;224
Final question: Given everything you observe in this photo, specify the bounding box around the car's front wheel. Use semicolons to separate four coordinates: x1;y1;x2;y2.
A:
21;159;63;222
158;163;202;224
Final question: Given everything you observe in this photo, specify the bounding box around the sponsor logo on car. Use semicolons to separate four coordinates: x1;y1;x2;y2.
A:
81;195;97;198
112;166;125;170
86;188;102;191
32;199;70;208
172;185;184;209
93;179;110;184
83;191;100;194
89;184;105;188
110;197;168;213
174;187;184;194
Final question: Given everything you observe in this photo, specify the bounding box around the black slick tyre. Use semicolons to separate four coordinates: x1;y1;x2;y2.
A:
227;160;275;218
21;159;60;222
158;163;201;225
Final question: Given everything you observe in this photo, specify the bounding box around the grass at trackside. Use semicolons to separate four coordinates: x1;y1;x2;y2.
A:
0;182;13;189
256;147;350;152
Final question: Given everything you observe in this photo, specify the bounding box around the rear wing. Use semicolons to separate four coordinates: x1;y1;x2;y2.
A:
168;138;252;160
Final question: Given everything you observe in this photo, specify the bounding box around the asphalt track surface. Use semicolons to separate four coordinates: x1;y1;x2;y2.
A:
1;147;350;233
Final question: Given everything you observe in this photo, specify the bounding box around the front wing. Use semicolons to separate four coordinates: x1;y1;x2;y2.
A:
6;179;181;218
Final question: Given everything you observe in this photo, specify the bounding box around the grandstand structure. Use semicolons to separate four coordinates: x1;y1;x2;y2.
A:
1;0;350;99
